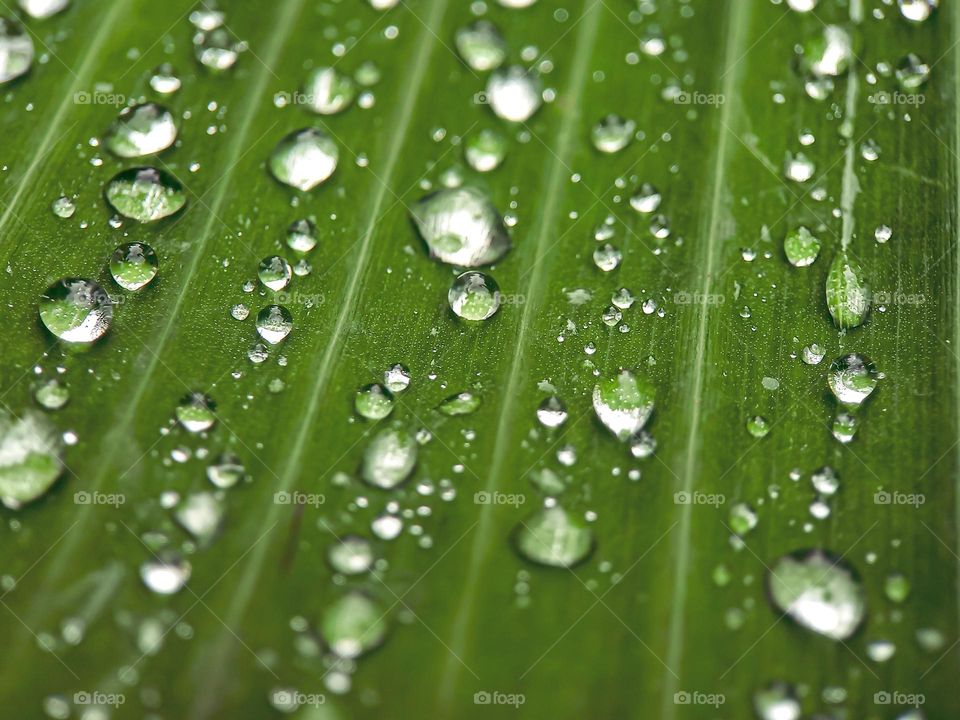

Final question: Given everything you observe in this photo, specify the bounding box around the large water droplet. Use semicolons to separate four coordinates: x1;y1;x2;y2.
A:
256;305;293;344
361;425;417;489
0;410;63;508
110;242;158;291
455;20;506;72
448;271;501;321
39;278;113;343
268;128;339;191
355;383;395;420
302;66;356;115
104;167;186;223
826;252;870;329
783;226;821;267
103;103;178;158
799;25;853;77
321;593;386;658
828;353;878;407
327;536;374;575
176;392;217;433
591;114;636;154
898;0;938;23
592;369;655;441
0;19;33;84
18;0;69;18
486;66;542;122
411;186;511;267
767;550;866;641
257;255;292;292
513;506;594;568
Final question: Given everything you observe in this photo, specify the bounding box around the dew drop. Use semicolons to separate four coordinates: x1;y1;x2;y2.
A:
826;252;870;329
39;279;112;343
629;183;661;214
591;114;636;154
50;195;75;219
0;410;63;508
513;506;594;568
355;383;395;420
194;27;241;71
536;396;568;428
0;19;33;85
256;305;293;344
302;66;357;115
18;0;69;19
753;681;801;720
110;242;158;291
898;0;938;23
895;52;930;89
149;63;181;94
207;453;245;489
449;271;501;321
268;128;339;191
464;128;507;172
746;415;770;439
176;392;216;433
783;226;821;267
34;379;69;410
104;167;187;223
592;369;655;441
103;103;178;158
327;536;374;575
486;66;542;122
362;425;417;489
383;364;411;393
411;186;511;267
828;353;878;407
321;593;386;658
801;343;825;365
140;553;191;595
438;391;481;416
257;255;292;292
455;20;507;72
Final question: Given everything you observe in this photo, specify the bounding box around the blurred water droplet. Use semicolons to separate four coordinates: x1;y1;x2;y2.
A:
302;66;356;115
176;392;216;433
0;19;33;85
486;66;542;122
321;593;386;658
189;0;224;30
832;412;858;443
0;410;63;508
513;506;594;568
269;129;339;191
896;52;930;89
746;415;770;439
629;431;656;459
799;25;853;78
140;553;191;595
629;183;661;214
207;453;245;488
372;513;403;540
362;426;417;488
464;128;507;172
110;242;158;291
729;502;758;535
383;364;411;393
39;279;112;343
438;391;481;416
536;396;567;428
149;63;181;94
286;218;317;253
174;492;223;546
592;244;622;272
811;466;840;496
327;536;374;575
753;681;801;720
194;27;241;71
898;0;938;22
103;103;178;158
34;379;69;410
411;186;511;267
593;369;655;441
449;271;501;320
591;114;636;154
104;167;186;223
455;20;506;72
18;0;69;19
355;383;395;420
784;152;815;183
884;572;910;603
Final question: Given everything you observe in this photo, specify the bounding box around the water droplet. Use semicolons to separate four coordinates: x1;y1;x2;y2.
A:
302;66;356;115
536;396;567;428
149;63;181;94
767;550;865;640
50;195;75;219
327;536;373;575
362;425;417;488
464;128;507;172
140;552;191;595
884;572;910;603
256;305;293;344
207;453;245;488
828;353;878;407
601;305;622;327
486;66;542;122
321;593;386;658
189;0;224;30
34;379;69;410
826;252;870;329
0;19;33;85
867;639;896;662
176;392;216;433
783;226;821;267
629;183;661;214
411;186;511;267
174;492;223;546
449;271;501;321
39;279;112;343
802;343;825;365
592;243;622;272
0;410;63;508
629;431;656;459
286;218;317;253
372;513;403;540
18;0;69;19
784;152;815;183
455;20;506;72
110;242;158;291
383;364;411;393
438;391;481;416
898;0;938;23
832;412;858;443
592;369;655;441
875;224;892;244
194;27;241;71
786;0;817;11
753;682;801;720
896;52;930;89
355;383;395;420
513;506;594;568
811;466;840;496
268;128;339;191
103;103;178;158
729;502;758;535
104;167;186;223
799;25;853;78
257;255;292;292
231;304;249;321
591;114;636;154
746;415;770;439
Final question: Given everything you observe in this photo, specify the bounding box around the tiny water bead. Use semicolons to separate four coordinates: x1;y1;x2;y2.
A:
268;128;339;191
355;383;395;420
189;0;224;30
464;128;508;172
104;167;187;223
51;195;75;219
536;396;568;428
103;103;178;158
455;20;507;72
321;593;386;659
256;305;293;344
194;27;241;71
0;411;64;508
140;553;191;595
593;369;655;441
257;256;292;292
438;391;481;416
176;392;217;433
327;536;374;575
449;271;501;321
34;379;69;410
826;252;870;330
486;66;542;122
629;431;656;459
629;183;661;214
18;0;70;19
767;550;865;641
592;244;622;272
0;18;33;85
110;242;159;291
784;152;815;183
828;353;878;407
811;466;839;496
39;279;113;343
746;415;770;439
885;572;910;603
411;186;511;267
383;364;411;393
361;425;417;489
302;66;356;115
286;218;318;253
591;114;636;154
783;226;821;267
513;506;594;568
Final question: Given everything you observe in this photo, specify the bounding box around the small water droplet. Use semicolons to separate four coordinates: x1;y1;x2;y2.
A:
327;536;374;575
194;27;241;71
832;412;858;443
321;592;386;658
18;0;69;19
753;681;801;720
174;492;224;546
103;103;178;158
383;364;411;393
746;415;770;438
513;506;594;568
629;183;661;214
302;66;356;115
592;244;622;272
799;25;853;78
268;128;339;191
828;353;878;407
39;278;112;343
875;224;892;244
104;167;186;223
898;0;938;23
51;195;75;219
355;383;395;420
34;379;69;410
486;66;542;122
0;410;63;508
362;425;417;488
729;502;758;535
591;114;636;154
207;453;245;488
784;152;815;183
110;242;158;291
783;226;821;267
149;63;181;94
257;255;292;292
438;391;481;416
896;52;930;89
592;369;655;441
0;19;33;84
464;128;507;172
536;396;567;428
140;552;191;594
372;512;403;540
449;271;501;320
455;20;506;72
176;392;216;433
826;253;870;329
256;305;293;344
884;572;910;603
801;343;825;365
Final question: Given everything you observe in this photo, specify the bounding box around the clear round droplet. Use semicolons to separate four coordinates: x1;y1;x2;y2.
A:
193;27;241;71
486;66;542;122
449;271;501;321
39;278;113;343
783;226;821;267
302;66;356;115
103;103;178;158
140;552;191;595
327;536;374;575
149;63;181;94
591;114;636;154
411;186;511;267
110;242;159;291
286;218;317;253
455;20;506;72
321;593;386;659
536;396;568;428
828;353;878;407
361;425;417;489
176;392;216;433
383;364;411;393
51;195;75;219
269;128;339;191
593;369;655;441
464;128;508;172
257;256;292;292
438;391;481;416
729;502;758;536
513;506;594;568
256;305;293;344
746;415;770;438
898;0;938;23
629;183;661;214
104;167;186;223
753;681;801;720
355;383;395;420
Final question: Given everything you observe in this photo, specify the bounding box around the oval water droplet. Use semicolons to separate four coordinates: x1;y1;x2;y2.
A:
783;226;821;267
0;410;63;508
256;305;293;344
746;415;770;439
753;682;801;720
18;0;69;19
268;128;339;191
449;271;501;321
802;343;825;365
464;128;507;172
826;252;870;329
286;218;317;253
629;183;662;214
438;391;481;416
176;392;216;433
383;364;411;393
355;383;395;420
194;27;241;71
302;66;356;115
896;52;930;89
174;492;224;546
486;66;542;122
257;255;292;292
767;550;865;640
513;506;594;568
799;25;853;77
361;425;417;489
592;369;655;441
327;536;374;575
591;114;636;154
149;63;181;94
34;379;69;410
321;593;386;658
411;186;511;267
729;502;758;536
207;453;245;489
455;20;506;72
51;195;75;219
828;353;878;407
0;19;33;85
832;412;858;443
104;167;186;223
103;103;178;158
39;278;113;343
898;0;938;23
140;552;191;595
536;396;567;428
110;242;158;291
